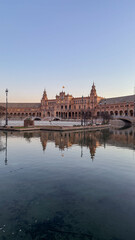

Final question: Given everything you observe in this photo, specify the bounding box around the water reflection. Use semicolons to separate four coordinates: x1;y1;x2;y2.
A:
0;127;135;164
0;128;135;239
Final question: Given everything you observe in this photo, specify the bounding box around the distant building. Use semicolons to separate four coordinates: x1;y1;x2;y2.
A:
0;83;134;119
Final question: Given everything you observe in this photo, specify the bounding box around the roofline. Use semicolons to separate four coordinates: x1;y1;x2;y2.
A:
104;94;134;101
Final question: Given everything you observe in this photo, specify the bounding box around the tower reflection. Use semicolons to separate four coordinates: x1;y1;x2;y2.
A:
0;127;135;164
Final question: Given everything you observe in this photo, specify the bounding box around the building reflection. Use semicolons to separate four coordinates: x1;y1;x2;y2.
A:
0;127;135;164
108;127;135;150
40;131;104;160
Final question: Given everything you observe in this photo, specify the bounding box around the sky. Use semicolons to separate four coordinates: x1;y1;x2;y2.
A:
0;0;135;102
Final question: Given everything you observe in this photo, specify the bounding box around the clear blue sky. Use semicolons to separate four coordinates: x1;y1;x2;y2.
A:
0;0;135;102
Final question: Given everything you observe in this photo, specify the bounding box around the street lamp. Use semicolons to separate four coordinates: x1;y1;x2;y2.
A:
5;89;8;126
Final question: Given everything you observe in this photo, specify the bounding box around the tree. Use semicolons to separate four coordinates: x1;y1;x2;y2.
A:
101;112;112;124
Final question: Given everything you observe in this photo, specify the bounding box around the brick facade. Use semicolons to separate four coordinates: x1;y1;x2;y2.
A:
0;84;134;119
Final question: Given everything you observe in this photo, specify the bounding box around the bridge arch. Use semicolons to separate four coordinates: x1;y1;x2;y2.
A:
33;117;41;121
116;117;132;126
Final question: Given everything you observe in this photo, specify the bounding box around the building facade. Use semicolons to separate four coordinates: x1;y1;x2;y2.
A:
0;83;134;119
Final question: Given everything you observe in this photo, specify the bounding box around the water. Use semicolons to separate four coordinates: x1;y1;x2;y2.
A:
0;127;135;240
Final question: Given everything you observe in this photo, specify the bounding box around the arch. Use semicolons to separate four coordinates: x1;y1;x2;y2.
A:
72;112;74;118
130;110;133;117
125;110;128;116
118;118;132;126
110;111;114;116
34;117;41;121
115;111;118;116
97;111;100;117
119;110;123;116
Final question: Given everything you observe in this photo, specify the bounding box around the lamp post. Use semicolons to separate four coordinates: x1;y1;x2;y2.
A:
5;89;8;126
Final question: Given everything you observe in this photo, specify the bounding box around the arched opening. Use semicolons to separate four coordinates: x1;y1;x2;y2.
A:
119;110;123;116
110;111;114;116
115;111;118;116
97;111;100;117
72;112;74;119
125;110;128;116
130;110;133;116
34;117;41;121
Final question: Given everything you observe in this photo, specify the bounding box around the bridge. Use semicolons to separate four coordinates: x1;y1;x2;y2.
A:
113;116;135;126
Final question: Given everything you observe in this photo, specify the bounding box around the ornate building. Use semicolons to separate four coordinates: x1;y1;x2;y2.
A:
40;83;102;119
0;83;134;119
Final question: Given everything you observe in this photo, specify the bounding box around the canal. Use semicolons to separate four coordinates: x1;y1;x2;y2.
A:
0;127;135;240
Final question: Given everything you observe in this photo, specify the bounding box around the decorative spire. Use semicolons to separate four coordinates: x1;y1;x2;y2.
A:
90;83;97;97
42;89;48;101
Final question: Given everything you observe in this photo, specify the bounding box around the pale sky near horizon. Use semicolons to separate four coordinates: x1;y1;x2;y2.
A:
0;0;135;102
